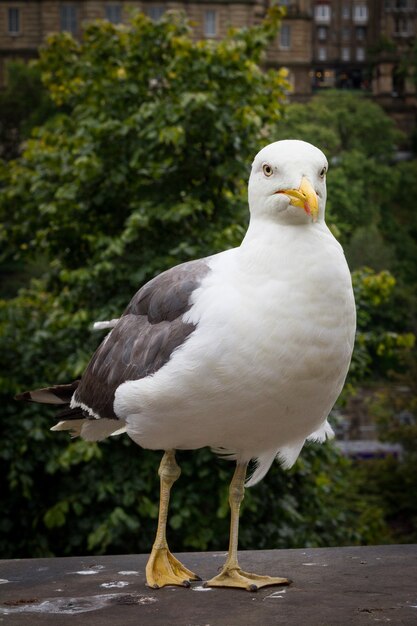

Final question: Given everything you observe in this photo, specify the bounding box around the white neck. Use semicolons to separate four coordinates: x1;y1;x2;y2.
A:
241;216;329;247
236;216;339;278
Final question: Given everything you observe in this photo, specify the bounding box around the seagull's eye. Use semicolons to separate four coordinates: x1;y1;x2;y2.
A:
319;166;327;178
262;163;273;177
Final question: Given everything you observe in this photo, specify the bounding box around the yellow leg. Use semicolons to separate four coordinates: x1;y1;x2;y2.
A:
206;461;291;591
146;450;200;589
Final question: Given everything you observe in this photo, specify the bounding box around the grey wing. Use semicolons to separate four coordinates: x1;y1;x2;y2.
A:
72;258;211;420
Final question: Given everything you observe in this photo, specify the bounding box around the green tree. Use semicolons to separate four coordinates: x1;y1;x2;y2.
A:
0;62;56;297
0;61;56;161
379;159;417;285
276;90;401;159
349;268;414;383
355;366;417;543
274;90;402;243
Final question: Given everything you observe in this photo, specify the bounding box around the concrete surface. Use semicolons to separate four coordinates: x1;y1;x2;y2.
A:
0;545;416;625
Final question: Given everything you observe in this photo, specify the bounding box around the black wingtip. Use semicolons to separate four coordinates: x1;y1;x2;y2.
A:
14;391;32;402
14;381;80;405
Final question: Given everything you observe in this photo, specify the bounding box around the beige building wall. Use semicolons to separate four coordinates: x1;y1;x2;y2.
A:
371;0;416;98
0;2;42;48
0;1;312;95
1;0;415;104
0;0;270;84
267;12;313;96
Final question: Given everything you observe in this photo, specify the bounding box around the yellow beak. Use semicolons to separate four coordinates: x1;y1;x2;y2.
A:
277;177;319;222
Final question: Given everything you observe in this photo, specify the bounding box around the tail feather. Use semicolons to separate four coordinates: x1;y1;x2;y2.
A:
51;418;126;441
15;379;126;442
15;381;79;405
51;419;85;438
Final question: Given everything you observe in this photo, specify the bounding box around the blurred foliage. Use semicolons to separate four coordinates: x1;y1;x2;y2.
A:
0;14;416;559
276;90;402;161
349;269;414;383
355;366;417;543
0;61;56;161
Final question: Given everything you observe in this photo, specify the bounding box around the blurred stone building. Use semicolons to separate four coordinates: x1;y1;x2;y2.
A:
0;1;415;128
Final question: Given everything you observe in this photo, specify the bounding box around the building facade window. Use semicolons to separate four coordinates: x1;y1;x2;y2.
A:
204;10;217;37
394;15;411;34
314;4;331;22
60;5;77;34
105;4;122;24
8;7;20;34
146;6;165;21
341;46;351;60
280;24;291;49
317;26;327;40
356;26;366;39
318;46;327;60
356;47;365;60
342;26;350;40
353;4;368;22
342;4;350;19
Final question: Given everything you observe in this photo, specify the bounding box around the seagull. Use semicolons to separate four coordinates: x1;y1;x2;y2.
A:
17;140;356;591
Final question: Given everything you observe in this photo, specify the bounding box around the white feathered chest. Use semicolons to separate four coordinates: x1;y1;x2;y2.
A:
121;222;356;458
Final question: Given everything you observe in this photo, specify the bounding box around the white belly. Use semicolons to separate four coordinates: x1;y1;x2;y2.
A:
116;225;356;460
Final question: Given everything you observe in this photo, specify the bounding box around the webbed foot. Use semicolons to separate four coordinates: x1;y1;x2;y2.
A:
206;565;290;591
146;547;201;589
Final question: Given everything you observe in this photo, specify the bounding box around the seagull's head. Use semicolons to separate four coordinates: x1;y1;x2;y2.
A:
248;140;328;225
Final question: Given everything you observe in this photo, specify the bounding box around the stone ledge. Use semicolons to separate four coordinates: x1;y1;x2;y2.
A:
0;544;416;625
